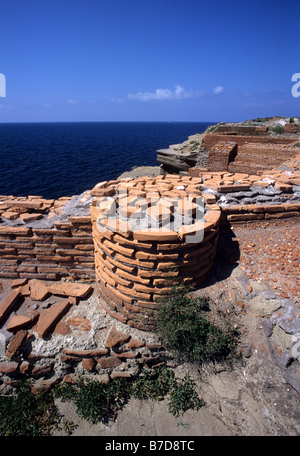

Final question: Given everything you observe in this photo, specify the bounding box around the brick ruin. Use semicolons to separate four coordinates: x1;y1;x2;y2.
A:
0;121;299;384
90;175;220;331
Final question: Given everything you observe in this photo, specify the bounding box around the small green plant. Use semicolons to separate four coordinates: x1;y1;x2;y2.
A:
63;419;77;435
0;380;59;436
157;285;236;363
71;377;130;423
271;125;284;134
290;117;295;123
168;374;205;416
131;365;176;400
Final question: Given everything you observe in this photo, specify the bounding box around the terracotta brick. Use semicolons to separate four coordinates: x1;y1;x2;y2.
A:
204;210;221;227
274;182;293;192
19;213;43;222
99;297;128;324
134;283;170;295
82;358;96;371
117;283;152;301
105;282;134;304
133;228;178;242
68;216;91;224
113;233;153;250
20;272;58;280
178;220;206;241
138;268;179;278
2;211;20;220
47;282;92;298
103;266;133;288
36;298;71;338
111;350;139;359
105;327;131;349
100;267;117;288
218;184;251;192
103;238;135;257
0;361;19;374
156;261;180;272
54;236;92;244
183;242;211;259
115;253;155;269
0;289;21;324
227;213;264;221
105;254;137;274
11;278;28;288
2;200;43;210
37;266;69;274
135;250;178;261
5;330;27;358
116;267;150;285
62;349;107;360
0;226;32;236
265;211;299;219
29;279;49;301
127;337;145;348
6;315;33;332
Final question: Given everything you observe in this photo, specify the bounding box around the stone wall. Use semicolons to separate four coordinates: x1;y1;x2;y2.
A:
0;193;95;281
203;135;299;175
203;134;296;151
207;141;237;172
189;164;300;223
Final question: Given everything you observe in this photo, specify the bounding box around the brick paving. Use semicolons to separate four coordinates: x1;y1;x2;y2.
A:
232;218;299;306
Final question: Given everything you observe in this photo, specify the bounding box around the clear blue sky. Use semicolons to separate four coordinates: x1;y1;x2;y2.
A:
0;0;299;122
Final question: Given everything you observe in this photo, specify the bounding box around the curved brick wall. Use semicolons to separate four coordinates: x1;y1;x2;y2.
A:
90;175;221;331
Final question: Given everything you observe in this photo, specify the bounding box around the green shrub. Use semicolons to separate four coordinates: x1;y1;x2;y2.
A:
168;374;205;416
131;365;176;401
157;286;236;363
0;380;59;436
72;377;130;423
271;125;284;134
290;117;295;123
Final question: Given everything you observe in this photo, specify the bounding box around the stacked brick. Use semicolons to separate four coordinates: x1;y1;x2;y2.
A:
0;216;95;281
228;143;298;175
207;141;237;172
90;175;221;331
203;133;295;151
214;125;269;135
189;166;300;223
221;202;300;223
0;195;71;221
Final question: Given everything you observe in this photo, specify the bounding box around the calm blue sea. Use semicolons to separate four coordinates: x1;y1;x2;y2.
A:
0;122;212;199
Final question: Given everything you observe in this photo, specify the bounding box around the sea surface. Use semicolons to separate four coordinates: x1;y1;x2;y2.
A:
0;122;212;199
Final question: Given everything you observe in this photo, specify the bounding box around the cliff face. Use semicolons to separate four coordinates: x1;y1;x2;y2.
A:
157;117;300;174
156;131;208;173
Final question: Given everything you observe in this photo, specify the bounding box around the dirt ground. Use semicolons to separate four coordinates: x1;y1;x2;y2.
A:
51;218;300;437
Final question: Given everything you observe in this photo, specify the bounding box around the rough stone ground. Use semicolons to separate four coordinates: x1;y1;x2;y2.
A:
51;218;300;436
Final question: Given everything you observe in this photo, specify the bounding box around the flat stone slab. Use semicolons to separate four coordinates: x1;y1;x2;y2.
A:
36;298;72;338
6;315;33;332
105;326;131;348
0;290;21;325
47;282;92;298
29;279;49;301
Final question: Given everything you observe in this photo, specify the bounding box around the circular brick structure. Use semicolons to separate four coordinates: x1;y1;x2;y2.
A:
90;175;221;331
